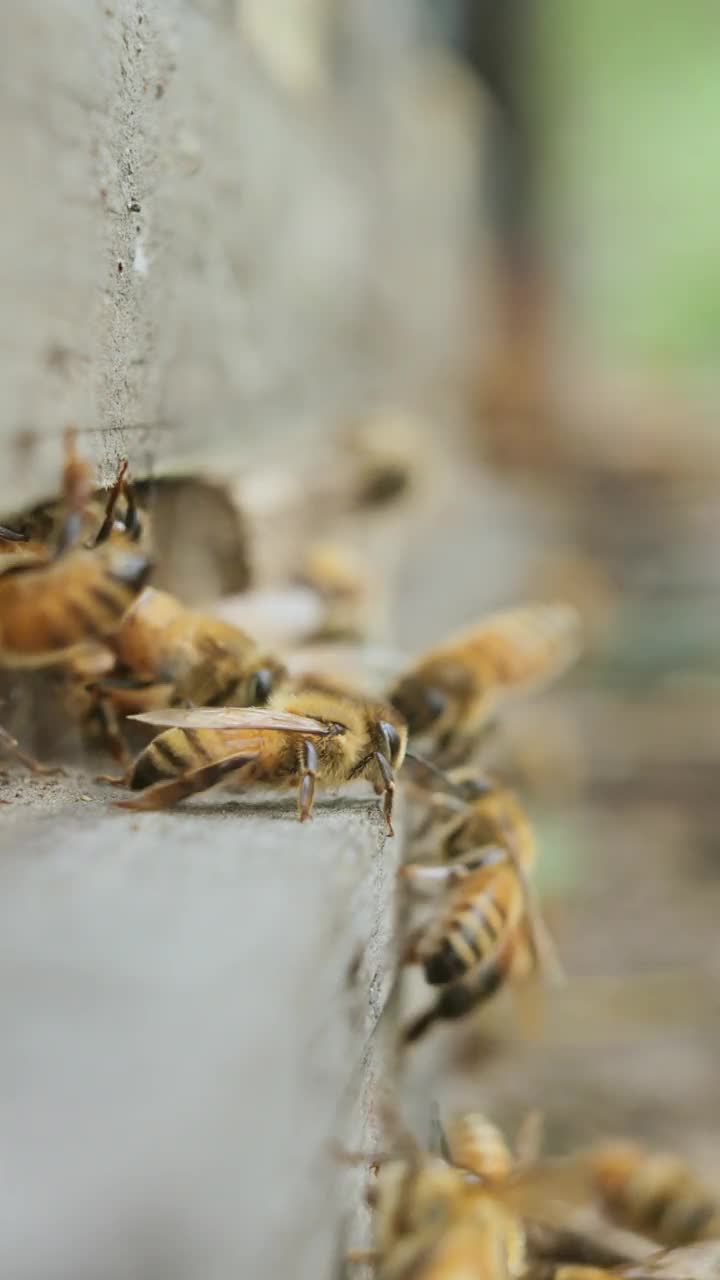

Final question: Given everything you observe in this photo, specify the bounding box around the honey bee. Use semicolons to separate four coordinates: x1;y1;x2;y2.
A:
0;444;151;669
0;439;150;775
347;1148;527;1279
97;587;286;711
81;586;286;764
292;543;377;643
388;604;582;764
589;1141;720;1248
526;1244;720;1280
112;681;408;834
398;769;555;1044
443;1112;527;1185
407;764;535;867
0;528;151;669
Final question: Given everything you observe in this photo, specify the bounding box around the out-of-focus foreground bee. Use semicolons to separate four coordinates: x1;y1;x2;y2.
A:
388;604;582;766
589;1141;720;1248
398;769;554;1044
291;543;379;644
112;680;408;834
344;1111;720;1280
341;1108;634;1280
345;1139;526;1279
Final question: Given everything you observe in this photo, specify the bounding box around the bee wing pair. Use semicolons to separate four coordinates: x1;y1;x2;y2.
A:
129;706;343;735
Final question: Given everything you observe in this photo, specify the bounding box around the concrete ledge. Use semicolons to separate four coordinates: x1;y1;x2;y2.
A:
0;778;402;1280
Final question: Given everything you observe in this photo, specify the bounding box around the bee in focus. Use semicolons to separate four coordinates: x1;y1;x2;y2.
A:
110;679;408;835
83;586;287;763
589;1140;720;1248
398;768;555;1044
388;604;582;766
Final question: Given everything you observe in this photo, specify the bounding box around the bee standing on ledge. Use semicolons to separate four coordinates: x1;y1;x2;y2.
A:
0;448;151;669
388;603;582;765
0;433;152;776
110;680;408;834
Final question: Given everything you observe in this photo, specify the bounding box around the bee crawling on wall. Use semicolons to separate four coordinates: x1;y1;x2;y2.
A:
108;678;408;835
340;1115;527;1280
338;1107;651;1280
397;762;560;1044
388;603;582;767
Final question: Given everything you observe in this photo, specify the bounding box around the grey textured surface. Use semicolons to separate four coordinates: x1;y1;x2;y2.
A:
0;0;478;510
0;776;402;1280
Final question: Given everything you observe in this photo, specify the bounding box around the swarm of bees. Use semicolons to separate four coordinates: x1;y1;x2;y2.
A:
3;435;715;1280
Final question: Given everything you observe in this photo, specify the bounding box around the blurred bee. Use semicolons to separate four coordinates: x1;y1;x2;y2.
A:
442;1110;543;1185
589;1141;720;1248
0;431;151;669
398;768;555;1044
345;1145;526;1279
388;604;582;765
407;763;535;865
0;437;151;774
83;587;287;762
111;680;408;834
342;409;428;511
526;1243;720;1280
292;543;377;644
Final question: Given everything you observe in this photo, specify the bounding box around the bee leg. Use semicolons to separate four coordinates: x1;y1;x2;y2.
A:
115;751;255;811
121;478;142;541
93;459;129;545
0;725;65;776
298;738;317;823
88;691;132;766
373;752;395;837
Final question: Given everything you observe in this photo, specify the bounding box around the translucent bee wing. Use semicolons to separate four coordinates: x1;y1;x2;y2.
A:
128;706;339;734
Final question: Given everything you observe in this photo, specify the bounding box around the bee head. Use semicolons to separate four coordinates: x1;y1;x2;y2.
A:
389;676;448;738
